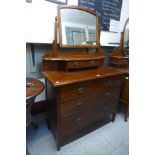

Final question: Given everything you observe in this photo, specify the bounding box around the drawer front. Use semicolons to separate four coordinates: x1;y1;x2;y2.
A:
61;100;118;137
67;61;87;68
101;76;123;89
60;88;120;117
59;83;88;102
59;82;98;102
87;60;101;66
67;60;101;69
61;95;96;117
59;76;122;102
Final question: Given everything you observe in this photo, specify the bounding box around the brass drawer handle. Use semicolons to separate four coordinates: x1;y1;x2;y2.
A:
90;60;95;64
76;117;81;124
106;93;111;96
78;88;84;94
74;62;80;66
75;102;82;110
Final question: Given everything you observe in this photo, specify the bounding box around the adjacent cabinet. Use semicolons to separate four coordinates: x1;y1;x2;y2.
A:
42;6;128;150
110;18;129;121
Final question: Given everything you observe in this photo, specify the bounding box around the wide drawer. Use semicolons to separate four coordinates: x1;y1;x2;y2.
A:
61;100;118;137
60;88;120;117
58;76;122;102
66;60;102;69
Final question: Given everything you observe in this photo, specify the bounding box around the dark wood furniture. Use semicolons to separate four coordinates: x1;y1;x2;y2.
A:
43;5;104;72
110;32;129;69
26;77;44;155
110;18;129;121
26;77;44;127
42;5;127;150
120;75;129;121
43;67;127;150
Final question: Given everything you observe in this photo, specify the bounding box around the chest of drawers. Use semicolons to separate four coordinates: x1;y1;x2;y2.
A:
43;67;126;150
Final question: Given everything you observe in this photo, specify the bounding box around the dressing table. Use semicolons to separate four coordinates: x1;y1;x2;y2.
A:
110;18;129;121
42;5;127;150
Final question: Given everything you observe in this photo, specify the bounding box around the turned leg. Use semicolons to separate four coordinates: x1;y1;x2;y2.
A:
57;146;60;151
47;120;51;129
124;104;129;121
57;143;60;151
112;113;116;122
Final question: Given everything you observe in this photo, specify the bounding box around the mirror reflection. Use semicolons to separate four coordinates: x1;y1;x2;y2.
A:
60;8;97;46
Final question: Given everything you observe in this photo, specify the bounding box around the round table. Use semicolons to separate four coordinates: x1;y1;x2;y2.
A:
26;77;44;127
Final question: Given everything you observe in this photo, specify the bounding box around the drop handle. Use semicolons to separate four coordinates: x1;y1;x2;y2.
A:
76;118;81;124
78;88;85;94
74;62;80;66
90;60;95;64
75;102;82;110
106;93;111;96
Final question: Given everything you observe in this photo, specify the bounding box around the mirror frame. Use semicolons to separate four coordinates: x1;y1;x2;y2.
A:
123;18;129;45
123;18;129;33
123;18;129;56
57;5;100;48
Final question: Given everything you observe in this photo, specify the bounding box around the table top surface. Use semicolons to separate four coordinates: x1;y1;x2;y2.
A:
26;77;44;101
42;67;128;87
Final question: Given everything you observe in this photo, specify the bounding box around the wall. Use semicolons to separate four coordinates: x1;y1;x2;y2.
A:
26;0;57;43
26;0;129;46
26;43;51;78
100;0;129;46
26;43;51;102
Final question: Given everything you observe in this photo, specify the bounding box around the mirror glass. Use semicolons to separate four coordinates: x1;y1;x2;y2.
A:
59;7;98;47
123;18;129;56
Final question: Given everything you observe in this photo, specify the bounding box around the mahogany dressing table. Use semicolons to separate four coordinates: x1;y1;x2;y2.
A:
42;5;127;150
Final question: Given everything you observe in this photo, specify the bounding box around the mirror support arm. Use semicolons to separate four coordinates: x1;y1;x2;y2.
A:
119;32;124;51
51;16;58;57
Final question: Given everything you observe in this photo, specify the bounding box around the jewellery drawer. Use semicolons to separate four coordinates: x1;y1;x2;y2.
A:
87;60;101;66
66;60;101;69
60;88;120;117
67;61;86;68
61;100;118;137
